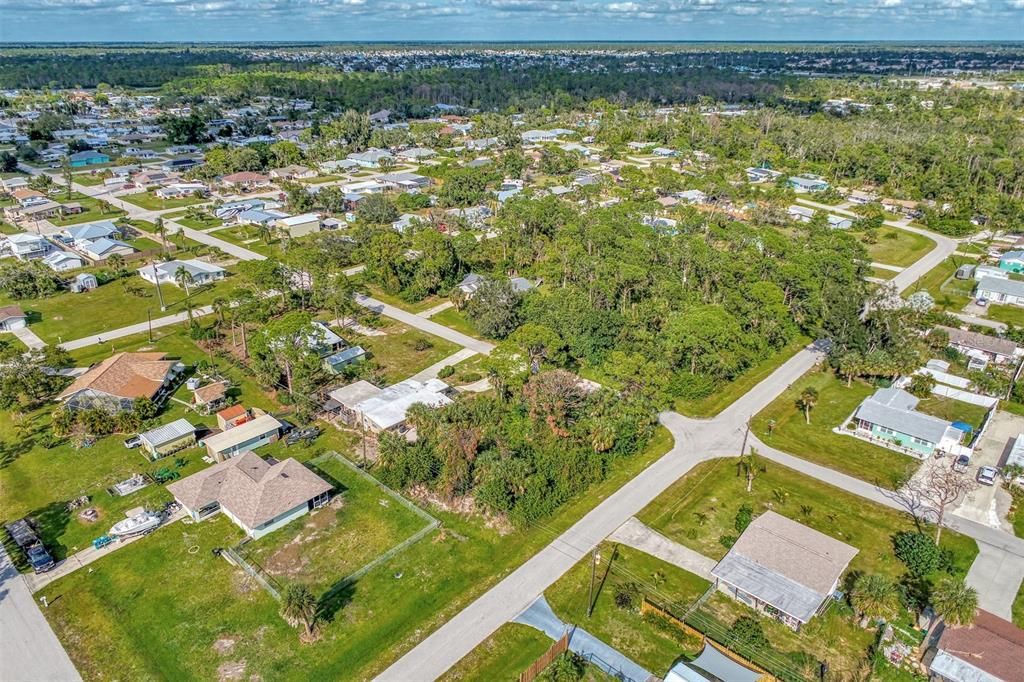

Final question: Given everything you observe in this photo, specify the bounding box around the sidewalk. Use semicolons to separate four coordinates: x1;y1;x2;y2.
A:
609;517;716;579
12;326;46;350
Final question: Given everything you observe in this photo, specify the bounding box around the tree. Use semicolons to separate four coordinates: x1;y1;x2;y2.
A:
838;352;864;387
280;583;320;641
737;447;760;493
908;466;977;543
522;370;586;438
930;577;978;629
463;279;522;339
850;574;901;625
907;373;937;399
357;193;399;225
893;531;941;576
796;387;818;425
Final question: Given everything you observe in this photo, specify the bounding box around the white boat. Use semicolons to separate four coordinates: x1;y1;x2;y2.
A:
109;512;161;538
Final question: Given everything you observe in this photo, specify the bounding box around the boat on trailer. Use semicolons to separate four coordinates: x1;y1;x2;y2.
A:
109;512;161;538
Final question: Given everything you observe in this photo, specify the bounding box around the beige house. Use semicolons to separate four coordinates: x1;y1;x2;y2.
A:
274;213;321;238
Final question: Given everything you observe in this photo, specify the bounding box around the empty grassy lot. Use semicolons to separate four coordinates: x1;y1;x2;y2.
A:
39;427;675;681
862;227;935;268
752;369;920;487
442;624;552;682
49;193;127;226
357;320;461;384
986;303;1024;327
913;256;977;312
121;190;207;211
676;336;810;418
429;306;483;339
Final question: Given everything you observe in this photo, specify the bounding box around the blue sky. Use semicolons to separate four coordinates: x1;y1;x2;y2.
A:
2;0;1023;42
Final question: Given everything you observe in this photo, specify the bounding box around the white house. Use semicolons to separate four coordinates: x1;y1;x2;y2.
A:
138;259;226;287
274;213;321;238
4;232;49;260
977;276;1024;307
347;148;393;168
42;250;85;272
0;305;27;331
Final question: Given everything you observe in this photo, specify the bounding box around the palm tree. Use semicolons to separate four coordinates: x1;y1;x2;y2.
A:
174;266;195;324
155;217;168;254
280;583;319;641
931;577;978;628
797;387;819;425
107;253;126;275
850;574;901;626
61;160;73;199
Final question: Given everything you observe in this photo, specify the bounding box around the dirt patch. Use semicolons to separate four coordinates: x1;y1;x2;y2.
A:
408;485;512;535
212;637;236;655
232;572;259;596
217;660;247;681
260;499;343;577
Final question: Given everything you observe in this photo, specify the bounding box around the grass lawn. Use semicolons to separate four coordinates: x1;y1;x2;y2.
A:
240;454;430;594
122;191;207;211
870;266;898;281
676;336;810;418
752;369;921;488
429;306;483;339
72;173;106;187
862;227;935;268
212;225;280;258
357;321;461;384
119;218;156;233
304;175;343;184
49;194;126;227
127;236;163;251
915;395;990;433
175;214;223;230
1014;580;1024;628
911;257;977;312
40;426;676;681
363;283;446;314
545;544;709;675
442;623;552;681
4;273;226;344
986;304;1024;327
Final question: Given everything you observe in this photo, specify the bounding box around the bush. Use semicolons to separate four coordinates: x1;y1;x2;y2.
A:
729;616;769;650
540;652;585;682
458;371;482;383
614;581;641;611
734;504;753;534
412;338;433;352
893;531;941;576
437;365;455;379
719;534;738;549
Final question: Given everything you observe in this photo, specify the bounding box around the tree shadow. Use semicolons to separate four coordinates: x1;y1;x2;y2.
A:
317;578;356;624
29;500;72;561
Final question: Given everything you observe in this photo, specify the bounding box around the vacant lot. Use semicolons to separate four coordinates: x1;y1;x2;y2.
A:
429;306;483;339
442;623;552;682
40;427;675;680
122;190;207;211
987;303;1024;327
357;320;461;383
752;369;920;487
862;227;934;268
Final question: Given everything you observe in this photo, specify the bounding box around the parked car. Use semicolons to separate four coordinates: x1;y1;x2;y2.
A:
977;465;999;485
123;436;142;449
26;544;55;573
976;297;988;307
953;454;971;472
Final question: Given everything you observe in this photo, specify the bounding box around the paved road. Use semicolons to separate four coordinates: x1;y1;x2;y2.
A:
0;548;82;682
355;294;496;355
60;305;215;350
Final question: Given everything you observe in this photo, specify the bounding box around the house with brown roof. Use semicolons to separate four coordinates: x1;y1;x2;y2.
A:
710;511;858;631
191;381;228;414
928;610;1024;682
0;305;27;331
166;451;332;539
56;351;184;413
220;172;270;189
937;325;1023;366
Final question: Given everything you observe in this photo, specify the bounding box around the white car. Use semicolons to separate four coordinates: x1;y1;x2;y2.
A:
977;466;999;486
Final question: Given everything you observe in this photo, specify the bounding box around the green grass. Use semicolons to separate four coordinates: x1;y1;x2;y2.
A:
72;173;107;187
3;273;227;344
240;454;429;593
545;544;709;674
862;227;935;268
443;623;553;682
49;193;126;227
676;336;810;418
211;225;280;258
986;304;1024;327
40;426;676;681
915;395;989;434
870;266;898;281
1014;579;1024;628
363;283;446;314
752;369;920;487
304;175;343;184
637;458;977;580
911;257;976;312
357;321;461;384
429;306;483;339
173;214;222;230
121;191;207;211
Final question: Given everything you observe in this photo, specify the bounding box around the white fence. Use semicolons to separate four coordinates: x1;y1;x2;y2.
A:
930;384;998;408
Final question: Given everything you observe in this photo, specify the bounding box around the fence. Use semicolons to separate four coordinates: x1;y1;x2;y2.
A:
519;631;570;682
221;545;282;600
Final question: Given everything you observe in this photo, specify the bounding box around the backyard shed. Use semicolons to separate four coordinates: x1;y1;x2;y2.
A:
138;418;197;459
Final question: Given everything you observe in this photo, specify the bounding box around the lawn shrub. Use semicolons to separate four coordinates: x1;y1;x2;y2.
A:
893;531;940;576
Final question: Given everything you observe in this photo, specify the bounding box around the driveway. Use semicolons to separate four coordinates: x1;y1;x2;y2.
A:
965;543;1024;621
609;517;716;579
952;410;1021;532
0;547;82;682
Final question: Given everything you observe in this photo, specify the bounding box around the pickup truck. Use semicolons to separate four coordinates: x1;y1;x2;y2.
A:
5;519;56;573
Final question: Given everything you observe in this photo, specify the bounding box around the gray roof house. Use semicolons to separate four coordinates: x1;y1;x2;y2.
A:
977;276;1024;307
710;511;858;630
852;387;965;458
937;325;1022;364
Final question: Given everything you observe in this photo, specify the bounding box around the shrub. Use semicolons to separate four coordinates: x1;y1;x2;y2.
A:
541;652;585;682
412;338;433;352
734;504;753;533
893;531;941;576
719;534;738;549
437;365;455;379
458;371;482;383
729;616;769;650
614;581;641;611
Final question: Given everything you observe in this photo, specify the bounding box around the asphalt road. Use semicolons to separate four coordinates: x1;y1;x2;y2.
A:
0;548;82;682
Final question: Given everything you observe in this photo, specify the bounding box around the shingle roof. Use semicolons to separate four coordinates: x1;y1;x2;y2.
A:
711;511;858;622
854;387;958;444
977;276;1024;298
58;352;178;401
933;610;1024;681
167;452;332;530
938;325;1019;358
192;381;227;404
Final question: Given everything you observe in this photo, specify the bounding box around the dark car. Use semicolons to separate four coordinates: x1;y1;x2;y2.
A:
26;543;55;573
953;455;971;472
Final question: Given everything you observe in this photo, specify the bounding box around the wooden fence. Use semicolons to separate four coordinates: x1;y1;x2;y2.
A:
519;631;570;682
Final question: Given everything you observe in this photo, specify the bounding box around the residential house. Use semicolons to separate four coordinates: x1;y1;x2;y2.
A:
977;277;1024;307
852;387;966;458
710;511;858;631
788;175;829;193
928;610;1024;682
6;201;62;221
200;413;283;461
846;189;878;205
745;167;782;183
220;172;270;190
269;165;316;181
138;418;197;460
134;171;175;188
352;378;453;434
1;176;29;192
827;214;854;230
396;147;436;162
68;150;110;167
326;380;387;426
0;305;27;331
456;272;486;297
80;238;135;261
318;159;359;174
236;208;289;226
379;172;430;191
4;232;49;260
42;250;84;272
881;198;922;219
191;381;228;414
162;157;202;173
510;277;536;293
973;265;1007;281
214;199;267;221
675;189;707;204
11;189;48;207
138;259;226;287
937;326;1022;365
216;404;251;431
392;213;423;233
167;452;331;539
998;250;1024;273
56;352;184;413
274;213;321;238
63;220;120;248
347;148;393;168
155;183;208;199
664;642;763;682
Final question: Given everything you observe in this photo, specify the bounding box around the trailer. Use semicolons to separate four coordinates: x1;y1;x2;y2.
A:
4;519;55;573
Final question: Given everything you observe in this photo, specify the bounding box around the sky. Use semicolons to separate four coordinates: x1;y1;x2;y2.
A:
1;0;1023;43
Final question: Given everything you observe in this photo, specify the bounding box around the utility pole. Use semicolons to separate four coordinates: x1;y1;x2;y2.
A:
740;418;751;457
151;262;166;311
147;308;153;343
587;548;601;618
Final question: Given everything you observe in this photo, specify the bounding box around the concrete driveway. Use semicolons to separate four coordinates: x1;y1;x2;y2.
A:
952;411;1022;532
965;543;1024;621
